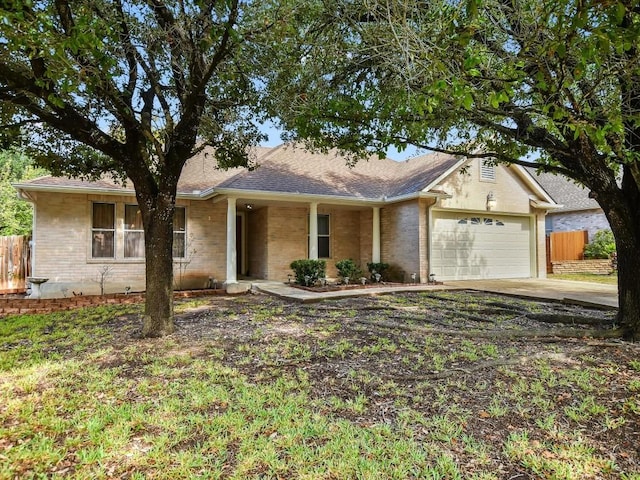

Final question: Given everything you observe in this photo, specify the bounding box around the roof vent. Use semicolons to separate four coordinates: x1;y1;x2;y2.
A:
480;161;496;181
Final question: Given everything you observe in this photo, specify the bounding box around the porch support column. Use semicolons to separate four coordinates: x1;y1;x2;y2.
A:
372;207;381;263
225;197;237;285
309;202;318;260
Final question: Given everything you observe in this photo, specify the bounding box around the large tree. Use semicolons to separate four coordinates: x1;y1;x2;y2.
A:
268;0;640;339
0;0;296;337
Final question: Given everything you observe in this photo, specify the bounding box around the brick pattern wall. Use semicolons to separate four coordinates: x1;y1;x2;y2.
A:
417;199;430;282
359;209;373;268
33;192;230;296
263;206;365;281
266;206;308;281
328;209;361;276
0;289;227;317
535;213;547;278
33;190;382;290
551;259;613;274
381;200;422;282
186;200;227;287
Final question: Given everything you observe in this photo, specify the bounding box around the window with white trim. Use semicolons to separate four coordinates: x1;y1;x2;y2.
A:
458;217;505;226
173;206;186;258
92;202;115;258
308;214;331;258
480;160;496;181
124;205;145;258
317;214;330;258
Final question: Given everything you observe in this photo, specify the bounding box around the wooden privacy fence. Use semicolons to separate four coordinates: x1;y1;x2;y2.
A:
546;230;589;272
0;235;31;294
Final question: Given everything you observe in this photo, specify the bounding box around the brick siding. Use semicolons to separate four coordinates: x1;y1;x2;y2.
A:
259;206;367;281
551;259;614;275
0;289;228;317
381;200;426;282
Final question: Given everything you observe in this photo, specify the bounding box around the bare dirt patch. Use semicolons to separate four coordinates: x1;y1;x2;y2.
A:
101;290;639;477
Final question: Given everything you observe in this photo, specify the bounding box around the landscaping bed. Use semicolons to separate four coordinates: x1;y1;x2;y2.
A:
290;281;410;292
1;290;638;479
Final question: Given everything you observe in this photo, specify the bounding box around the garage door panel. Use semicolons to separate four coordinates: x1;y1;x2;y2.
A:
431;212;531;280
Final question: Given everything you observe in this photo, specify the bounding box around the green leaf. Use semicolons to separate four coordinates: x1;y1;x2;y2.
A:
615;2;626;24
462;93;474;110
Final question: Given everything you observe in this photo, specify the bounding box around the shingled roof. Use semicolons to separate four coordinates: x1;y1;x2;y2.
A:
526;169;600;212
16;144;462;201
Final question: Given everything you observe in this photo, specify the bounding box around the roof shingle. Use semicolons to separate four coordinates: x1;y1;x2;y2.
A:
526;169;600;212
16;144;462;200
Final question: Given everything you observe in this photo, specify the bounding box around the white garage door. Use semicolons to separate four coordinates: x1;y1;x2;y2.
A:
431;211;532;280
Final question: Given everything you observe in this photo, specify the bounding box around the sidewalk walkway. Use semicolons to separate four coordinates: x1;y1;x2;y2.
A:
251;281;453;303
252;278;618;309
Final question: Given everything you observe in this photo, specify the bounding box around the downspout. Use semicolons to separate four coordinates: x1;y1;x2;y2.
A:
427;199;437;282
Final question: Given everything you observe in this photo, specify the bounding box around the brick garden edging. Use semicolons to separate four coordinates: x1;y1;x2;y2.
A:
0;289;226;316
551;259;614;275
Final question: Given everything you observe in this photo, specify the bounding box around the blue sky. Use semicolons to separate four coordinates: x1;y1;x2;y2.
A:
259;121;422;162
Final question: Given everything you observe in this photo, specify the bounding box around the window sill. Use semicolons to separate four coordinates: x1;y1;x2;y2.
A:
88;258;145;264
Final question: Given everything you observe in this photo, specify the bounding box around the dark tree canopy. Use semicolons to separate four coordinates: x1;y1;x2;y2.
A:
268;0;640;339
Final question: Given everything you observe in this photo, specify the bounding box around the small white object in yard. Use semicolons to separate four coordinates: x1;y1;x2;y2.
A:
411;272;417;283
124;286;131;295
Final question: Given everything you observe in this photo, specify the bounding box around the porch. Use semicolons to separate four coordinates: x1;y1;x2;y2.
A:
218;196;383;287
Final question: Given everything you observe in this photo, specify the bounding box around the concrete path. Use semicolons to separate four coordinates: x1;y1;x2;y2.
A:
252;278;618;309
445;279;618;309
252;281;453;303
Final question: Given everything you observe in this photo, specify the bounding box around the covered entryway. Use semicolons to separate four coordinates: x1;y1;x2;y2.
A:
430;211;532;280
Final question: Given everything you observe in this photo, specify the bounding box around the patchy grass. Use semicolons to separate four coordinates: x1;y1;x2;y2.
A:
1;292;638;479
548;273;618;285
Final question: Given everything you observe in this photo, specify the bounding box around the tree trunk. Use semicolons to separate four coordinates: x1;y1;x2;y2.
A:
616;241;640;341
597;179;640;341
139;192;176;338
609;215;640;341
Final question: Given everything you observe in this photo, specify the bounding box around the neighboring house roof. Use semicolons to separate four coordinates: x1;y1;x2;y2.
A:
527;169;600;213
15;144;463;202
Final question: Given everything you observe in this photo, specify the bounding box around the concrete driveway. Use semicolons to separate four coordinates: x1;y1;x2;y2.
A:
445;278;618;309
254;278;618;309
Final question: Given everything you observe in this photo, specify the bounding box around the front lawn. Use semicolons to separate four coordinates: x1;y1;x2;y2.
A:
1;292;638;479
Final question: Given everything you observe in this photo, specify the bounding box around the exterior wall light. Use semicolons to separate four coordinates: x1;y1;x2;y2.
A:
486;191;497;211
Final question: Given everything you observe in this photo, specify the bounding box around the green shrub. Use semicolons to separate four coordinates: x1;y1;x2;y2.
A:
290;259;326;285
335;258;362;283
584;229;616;259
366;262;389;281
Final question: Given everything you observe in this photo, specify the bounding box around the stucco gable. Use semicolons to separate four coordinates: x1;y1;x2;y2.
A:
433;158;556;213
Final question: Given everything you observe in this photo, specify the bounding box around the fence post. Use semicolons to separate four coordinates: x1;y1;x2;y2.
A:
0;235;31;294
